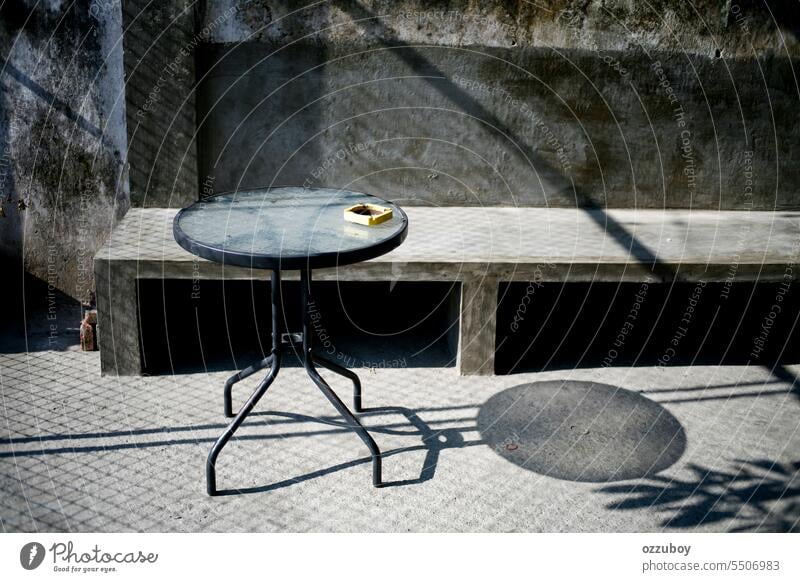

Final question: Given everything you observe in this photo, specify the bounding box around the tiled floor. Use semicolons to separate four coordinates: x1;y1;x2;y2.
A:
1;344;798;532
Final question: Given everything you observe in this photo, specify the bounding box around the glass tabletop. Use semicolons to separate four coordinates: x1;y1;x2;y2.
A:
173;187;408;269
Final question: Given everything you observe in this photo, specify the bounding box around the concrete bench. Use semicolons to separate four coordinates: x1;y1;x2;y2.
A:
94;207;800;376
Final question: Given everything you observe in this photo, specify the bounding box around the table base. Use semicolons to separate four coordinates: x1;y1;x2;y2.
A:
206;268;382;495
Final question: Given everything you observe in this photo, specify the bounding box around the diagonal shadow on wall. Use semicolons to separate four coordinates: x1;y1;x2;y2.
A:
332;0;675;280
2;61;116;150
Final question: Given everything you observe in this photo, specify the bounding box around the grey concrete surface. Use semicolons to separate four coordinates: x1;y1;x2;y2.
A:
198;41;800;211
5;0;800;304
195;1;800;210
94;206;800;375
122;0;198;209
0;0;129;302
199;1;800;57
1;343;798;532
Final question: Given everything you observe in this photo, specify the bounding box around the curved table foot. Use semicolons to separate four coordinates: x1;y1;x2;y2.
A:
208;355;281;496
304;357;382;487
223;354;274;418
312;353;364;412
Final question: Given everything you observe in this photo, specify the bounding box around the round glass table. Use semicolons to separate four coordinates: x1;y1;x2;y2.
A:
174;187;408;495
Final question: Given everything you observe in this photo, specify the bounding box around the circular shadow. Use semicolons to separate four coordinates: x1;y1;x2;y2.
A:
477;381;686;482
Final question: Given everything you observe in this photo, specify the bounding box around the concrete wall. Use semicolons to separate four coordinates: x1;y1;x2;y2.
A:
122;0;198;208
2;0;799;304
196;0;800;209
1;0;128;302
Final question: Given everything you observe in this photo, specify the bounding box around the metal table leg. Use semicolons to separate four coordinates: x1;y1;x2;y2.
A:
206;270;282;496
312;353;363;412
300;268;382;487
205;268;383;495
223;354;273;418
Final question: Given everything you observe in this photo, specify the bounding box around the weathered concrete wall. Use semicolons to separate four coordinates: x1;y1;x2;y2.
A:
1;0;128;302
195;0;800;209
200;0;800;56
2;0;799;305
122;0;198;208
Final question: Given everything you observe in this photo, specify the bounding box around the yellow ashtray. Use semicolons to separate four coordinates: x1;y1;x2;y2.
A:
343;203;393;226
